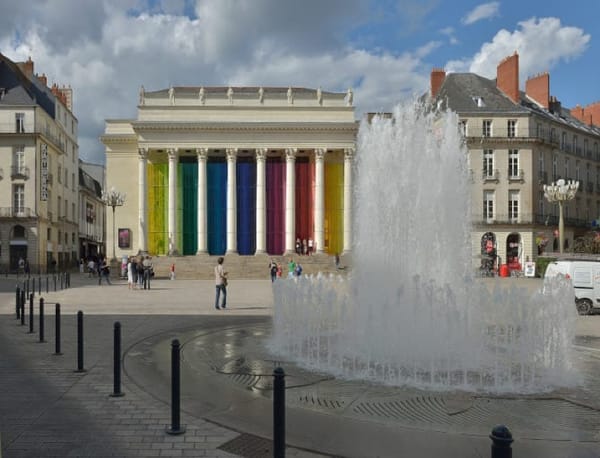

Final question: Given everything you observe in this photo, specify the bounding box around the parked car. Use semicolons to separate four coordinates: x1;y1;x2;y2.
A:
544;259;600;315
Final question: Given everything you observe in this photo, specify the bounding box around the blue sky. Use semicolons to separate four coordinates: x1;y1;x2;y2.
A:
0;0;596;165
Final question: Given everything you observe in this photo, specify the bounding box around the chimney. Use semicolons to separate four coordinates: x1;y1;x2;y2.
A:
36;73;47;87
496;52;519;103
585;101;600;127
570;104;585;123
525;72;550;109
430;68;446;98
549;96;562;114
17;56;34;78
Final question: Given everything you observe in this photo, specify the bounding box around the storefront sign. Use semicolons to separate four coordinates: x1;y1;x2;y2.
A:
40;143;48;201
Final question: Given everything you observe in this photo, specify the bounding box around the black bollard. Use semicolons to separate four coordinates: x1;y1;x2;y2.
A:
28;293;34;334
16;286;21;320
32;278;36;297
38;275;42;295
53;274;57;292
20;290;25;326
46;275;49;294
110;322;124;397
54;303;62;355
273;367;286;458
26;278;30;299
75;311;86;372
166;339;186;435
39;298;46;343
490;425;513;458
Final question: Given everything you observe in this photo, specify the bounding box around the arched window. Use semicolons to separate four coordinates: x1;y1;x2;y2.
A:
12;225;26;239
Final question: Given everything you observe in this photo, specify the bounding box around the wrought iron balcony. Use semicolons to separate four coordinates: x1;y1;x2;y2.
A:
11;165;30;179
507;169;524;182
0;207;35;217
482;169;500;182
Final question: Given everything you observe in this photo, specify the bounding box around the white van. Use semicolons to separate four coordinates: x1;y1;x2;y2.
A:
544;259;600;315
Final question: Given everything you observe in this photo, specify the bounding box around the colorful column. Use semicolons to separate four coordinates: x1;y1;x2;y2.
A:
343;147;354;253
167;148;178;255
138;147;148;253
314;148;325;253
255;148;267;254
285;148;297;253
226;148;238;253
196;148;208;254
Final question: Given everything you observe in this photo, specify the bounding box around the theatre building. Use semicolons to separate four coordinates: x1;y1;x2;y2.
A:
101;86;357;258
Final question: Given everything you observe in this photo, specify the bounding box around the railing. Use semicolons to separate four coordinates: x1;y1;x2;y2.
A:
471;213;577;225
482;169;500;181
0;207;36;217
11;165;30;179
507;169;524;182
0;123;65;152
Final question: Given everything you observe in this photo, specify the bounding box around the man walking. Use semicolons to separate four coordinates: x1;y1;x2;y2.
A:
214;257;228;309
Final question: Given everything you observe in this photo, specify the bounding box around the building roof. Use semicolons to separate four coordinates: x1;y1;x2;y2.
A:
0;53;56;118
79;168;102;198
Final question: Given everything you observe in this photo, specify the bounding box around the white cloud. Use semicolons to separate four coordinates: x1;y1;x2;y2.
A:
461;2;500;25
467;17;590;79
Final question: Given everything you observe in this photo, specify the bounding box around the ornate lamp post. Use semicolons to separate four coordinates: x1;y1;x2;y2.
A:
102;187;126;261
543;179;579;254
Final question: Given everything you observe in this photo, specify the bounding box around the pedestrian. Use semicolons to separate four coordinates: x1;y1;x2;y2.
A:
334;253;340;269
170;263;176;280
308;238;313;255
79;258;84;273
295;238;301;255
24;259;30;277
87;258;95;277
214;256;228;310
99;258;112;285
136;257;144;289
143;256;153;289
302;239;307;255
295;262;303;277
269;259;278;282
287;258;296;278
277;263;282;278
127;257;135;290
17;256;25;277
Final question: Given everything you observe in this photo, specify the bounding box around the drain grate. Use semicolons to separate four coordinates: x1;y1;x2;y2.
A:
218;433;272;458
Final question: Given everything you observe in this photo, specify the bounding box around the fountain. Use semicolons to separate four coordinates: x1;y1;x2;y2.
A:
269;101;579;393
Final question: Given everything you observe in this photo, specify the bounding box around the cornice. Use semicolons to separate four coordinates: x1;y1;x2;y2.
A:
99;134;138;144
130;121;358;133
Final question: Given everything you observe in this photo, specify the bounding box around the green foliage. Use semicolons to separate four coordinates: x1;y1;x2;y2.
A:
536;257;557;278
573;231;600;254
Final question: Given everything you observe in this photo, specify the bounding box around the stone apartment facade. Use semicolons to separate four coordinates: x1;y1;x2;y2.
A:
0;54;80;272
432;52;600;272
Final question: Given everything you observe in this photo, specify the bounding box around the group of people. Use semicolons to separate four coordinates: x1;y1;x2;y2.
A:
295;237;314;256
126;255;154;290
268;257;302;282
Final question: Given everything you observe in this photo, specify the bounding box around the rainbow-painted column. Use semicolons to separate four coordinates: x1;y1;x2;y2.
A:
138;148;148;253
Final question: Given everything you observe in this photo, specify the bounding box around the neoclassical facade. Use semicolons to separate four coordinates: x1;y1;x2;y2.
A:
101;86;357;257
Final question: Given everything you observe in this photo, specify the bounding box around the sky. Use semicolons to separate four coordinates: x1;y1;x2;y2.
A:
0;0;596;165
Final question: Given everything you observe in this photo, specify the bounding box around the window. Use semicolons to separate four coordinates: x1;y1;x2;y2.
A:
72;203;75;221
553;154;558;180
508;190;519;221
508;150;519;178
550;127;556;143
47;227;51;241
64;199;68;220
15;113;25;133
13;184;24;214
13;145;25;170
561;132;567;150
483;191;494;221
58;196;61;217
564;158;570;180
459;120;467;136
576;161;580;181
539;191;545;216
482;120;492;137
57;165;62;183
72;173;75;189
483;149;494;177
507;120;516;137
64;168;68;187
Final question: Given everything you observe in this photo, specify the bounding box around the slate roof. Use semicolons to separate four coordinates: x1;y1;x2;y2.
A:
79;168;102;197
0;53;56;118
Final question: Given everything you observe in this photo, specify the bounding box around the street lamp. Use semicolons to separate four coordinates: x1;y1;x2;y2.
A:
543;179;579;254
102;187;126;261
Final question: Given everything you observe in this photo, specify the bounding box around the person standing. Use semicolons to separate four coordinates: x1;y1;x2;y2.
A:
143;256;153;290
99;258;112;285
269;259;278;282
287;258;296;279
214;257;228;309
308;238;313;255
127;257;135;290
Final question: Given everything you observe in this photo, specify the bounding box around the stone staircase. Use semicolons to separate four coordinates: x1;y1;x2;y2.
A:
148;252;352;280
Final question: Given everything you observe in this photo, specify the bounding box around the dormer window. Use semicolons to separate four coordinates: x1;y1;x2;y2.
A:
472;96;485;107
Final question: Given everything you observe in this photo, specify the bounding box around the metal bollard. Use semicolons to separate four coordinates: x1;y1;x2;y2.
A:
110;322;124;397
28;293;34;334
38;275;42;295
39;298;46;343
32;278;36;297
490;425;513;458
166;339;186;435
75;311;86;372
46;275;49;294
60;272;64;290
273;367;286;458
54;303;62;355
53;274;57;292
20;290;25;326
16;286;21;320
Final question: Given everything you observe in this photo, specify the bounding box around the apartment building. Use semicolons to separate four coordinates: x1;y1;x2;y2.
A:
432;52;600;272
0;54;79;272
